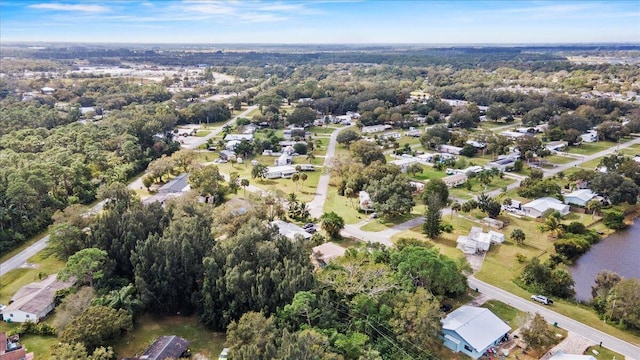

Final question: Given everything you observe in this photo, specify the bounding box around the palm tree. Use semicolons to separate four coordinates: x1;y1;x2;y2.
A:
306;152;315;162
240;178;250;197
451;201;461;220
252;163;267;180
300;173;308;190
291;173;300;192
586;199;602;219
345;187;355;208
538;215;564;239
94;284;143;316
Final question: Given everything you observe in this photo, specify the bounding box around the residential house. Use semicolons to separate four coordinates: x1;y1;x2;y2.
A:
264;165;297;179
545;141;568;152
523;197;570;218
359;191;373;211
274;152;292;166
442;305;510;359
1;275;74;323
416;153;435;164
271;220;312;241
40;87;55;95
499;131;526;139
219;150;236;161
390;157;420;172
454;166;484;176
311;243;347;268
409;181;425;193
441;99;469;107
225;139;241;151
581;130;598;143
125;335;190;360
283;127;306;140
486;157;516;172
1;332;34;360
361;125;388;134
442;173;468;188
456;227;504;254
563;189;596;207
381;132;401;140
224;134;253;142
439;144;464;155
466;140;486;149
143;173;191;206
404;129;423;137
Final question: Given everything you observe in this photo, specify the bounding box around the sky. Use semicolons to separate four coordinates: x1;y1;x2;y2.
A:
1;0;639;44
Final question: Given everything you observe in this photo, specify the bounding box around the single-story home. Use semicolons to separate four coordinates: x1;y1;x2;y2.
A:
361;125;387;134
442;305;510;359
548;351;596;360
311;242;347;267
390;157;420;172
455;166;484;175
416;153;435;163
486;157;516;172
563;189;596;207
545;141;568;152
359;191;373;211
125;335;190;360
1;275;74;323
404;129;422;137
224;134;253;142
274;152;292;166
523;197;570;218
466;140;486;149
456;227;504;254
264;165;297;179
410;181;425;193
220;150;236;161
40;87;55;95
443;173;468;188
271;220;312;241
381;132;401;140
439;144;464;155
581;130;598;143
225;140;242;151
499;131;526;139
158;173;190;194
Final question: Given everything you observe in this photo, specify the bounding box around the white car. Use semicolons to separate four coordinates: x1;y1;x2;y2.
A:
218;348;230;360
531;295;553;305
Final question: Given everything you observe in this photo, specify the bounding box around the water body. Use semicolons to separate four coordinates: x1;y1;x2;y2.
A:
569;219;640;302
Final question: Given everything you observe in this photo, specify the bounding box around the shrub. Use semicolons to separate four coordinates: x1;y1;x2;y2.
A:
603;211;626;230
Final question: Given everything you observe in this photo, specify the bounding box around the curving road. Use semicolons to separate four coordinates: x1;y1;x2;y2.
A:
468;276;640;360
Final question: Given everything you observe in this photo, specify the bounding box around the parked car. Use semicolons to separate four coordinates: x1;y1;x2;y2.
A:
303;223;315;229
305;227;316;234
218;348;229;360
531;295;553;305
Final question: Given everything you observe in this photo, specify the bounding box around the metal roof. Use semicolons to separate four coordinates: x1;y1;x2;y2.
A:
442;305;510;353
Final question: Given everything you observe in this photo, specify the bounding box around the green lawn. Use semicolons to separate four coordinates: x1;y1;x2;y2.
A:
409;165;447;181
449;176;516;200
309;126;337;135
323;185;368;225
584;345;625;360
544;155;576;165
566;141;623;156
359;203;425;232
0;322;57;360
246;107;261;119
195;130;210;137
481;300;526;330
112;314;226;359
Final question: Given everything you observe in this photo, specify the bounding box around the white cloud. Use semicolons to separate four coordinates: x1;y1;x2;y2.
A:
28;3;110;12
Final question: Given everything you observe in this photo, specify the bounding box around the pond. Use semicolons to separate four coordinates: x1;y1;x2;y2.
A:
569;219;640;302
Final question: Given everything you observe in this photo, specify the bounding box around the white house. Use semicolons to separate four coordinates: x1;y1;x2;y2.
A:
404;129;423;137
454;166;483;175
563;189;596;207
545;141;568;152
311;242;347;268
224;134;253;142
523;197;570;218
264;165;297;179
581;130;598;143
274;152;292;166
40;87;55;95
271;220;311;241
416;153;435;164
2;275;74;323
442;306;510;359
486;158;516;172
500;131;526;139
466;140;486;149
381;132;401;140
456;227;504;254
359;191;373;211
361;125;388;134
390;157;420;172
439;144;464;155
443;173;468;188
225;140;241;151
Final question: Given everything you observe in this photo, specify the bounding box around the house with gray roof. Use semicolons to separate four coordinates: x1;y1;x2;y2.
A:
124;335;190;360
563;189;596;207
523;197;570;218
442;305;510;359
1;275;74;323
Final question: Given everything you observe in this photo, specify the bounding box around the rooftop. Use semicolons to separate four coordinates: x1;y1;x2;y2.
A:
3;275;74;316
271;220;311;241
158;173;190;194
138;335;190;360
442;305;510;353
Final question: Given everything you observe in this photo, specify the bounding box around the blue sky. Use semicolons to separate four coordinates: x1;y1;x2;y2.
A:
1;1;639;44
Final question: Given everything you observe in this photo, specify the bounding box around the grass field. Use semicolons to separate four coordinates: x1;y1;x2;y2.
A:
112;314;226;359
584;345;625;360
481;300;527;330
449;176;516;200
566;141;624;156
409;165;447;181
544;155;576;165
359;203;425;232
195;130;210;137
323;185;369;225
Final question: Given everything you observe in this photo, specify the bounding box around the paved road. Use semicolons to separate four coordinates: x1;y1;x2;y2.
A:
468;276;640;360
0;106;259;278
308;126;350;218
184;105;258;150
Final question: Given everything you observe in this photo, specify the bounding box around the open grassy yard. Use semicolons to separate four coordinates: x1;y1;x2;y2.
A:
195;130;210;137
409;165;447;181
481;300;527;330
246;107;261;118
323;185;368;224
544;155;576;165
112;314;226;359
566;141;623;156
584;345;625;360
359;203;425;232
449;176;516;200
0;321;57;359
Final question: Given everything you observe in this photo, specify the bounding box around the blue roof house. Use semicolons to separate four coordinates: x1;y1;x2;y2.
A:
442;305;511;359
